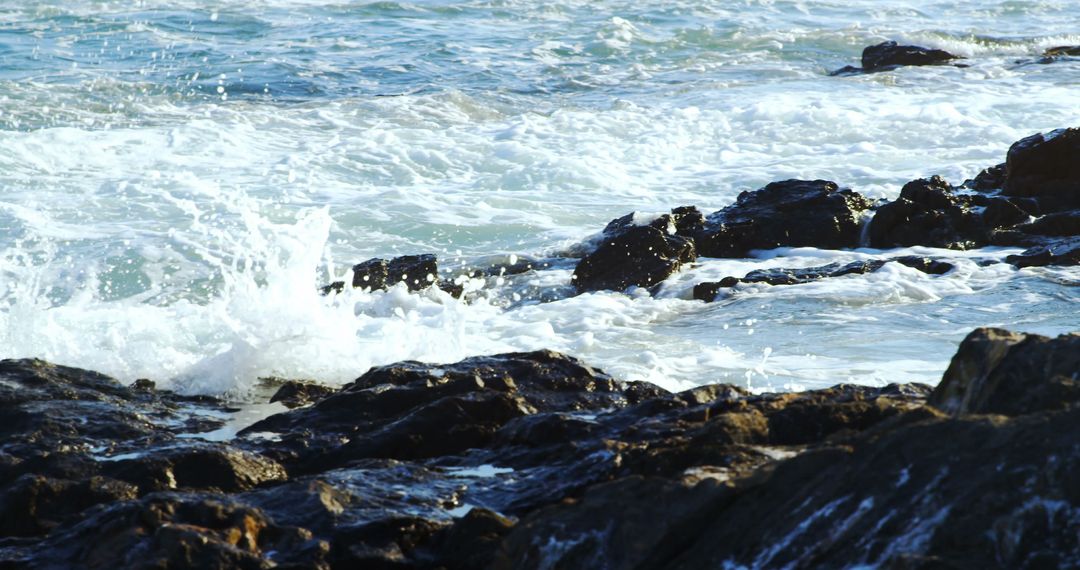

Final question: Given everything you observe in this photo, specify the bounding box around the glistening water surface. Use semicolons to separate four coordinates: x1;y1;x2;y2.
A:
1;0;1078;396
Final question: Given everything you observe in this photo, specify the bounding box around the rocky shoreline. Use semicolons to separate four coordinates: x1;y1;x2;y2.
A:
0;327;1077;569
319;125;1078;307
2;107;1079;569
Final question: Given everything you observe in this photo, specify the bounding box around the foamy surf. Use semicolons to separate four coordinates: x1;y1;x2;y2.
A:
2;0;1079;399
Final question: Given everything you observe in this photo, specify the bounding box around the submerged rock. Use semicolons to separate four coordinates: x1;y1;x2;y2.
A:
1036;45;1080;63
831;40;961;75
1006;236;1080;267
692;179;872;258
693;256;953;301
572;212;696;293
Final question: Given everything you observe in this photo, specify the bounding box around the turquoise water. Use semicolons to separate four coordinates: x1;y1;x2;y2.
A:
1;0;1078;395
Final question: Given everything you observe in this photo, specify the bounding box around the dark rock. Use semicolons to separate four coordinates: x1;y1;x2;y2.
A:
268;380;336;409
692;179;873;258
331;516;445;568
131;378;156;391
572;212;696;293
1002;128;1080;212
830;41;961;75
0;358;230;470
1006;236;1080;267
1044;46;1080;57
692;278;737;301
323;254;442;295
436;279;464;299
861;40;960;71
929;327;1080;416
0;475;137;537
1010;210;1080;237
103;444;288;493
827;64;862;77
353;254;439;292
868;176;991;249
982;196;1033;229
23;492;328;569
1039;45;1080;63
351;258;390;289
496;395;1080;570
492;476;733;570
419;508;516;570
6;325;1080;570
693;256;953;300
961;163;1006;192
244;351;667;473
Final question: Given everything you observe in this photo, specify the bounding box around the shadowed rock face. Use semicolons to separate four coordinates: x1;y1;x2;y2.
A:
572;212;697;293
691;179;873;258
1003;128;1080;213
929;327;1080;416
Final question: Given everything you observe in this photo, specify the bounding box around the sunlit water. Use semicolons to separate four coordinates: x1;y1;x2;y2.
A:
1;0;1078;397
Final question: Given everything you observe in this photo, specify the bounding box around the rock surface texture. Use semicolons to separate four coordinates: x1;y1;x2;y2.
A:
2;326;1078;568
691;179;873;258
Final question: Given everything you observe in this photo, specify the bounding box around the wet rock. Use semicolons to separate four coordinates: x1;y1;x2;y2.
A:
268;380;336;409
692;279;739;301
1038;45;1080;63
862;41;960;70
831;41;961;75
1045;46;1080;57
436;279;465;299
23;492;328;569
572;212;696;293
1003;127;1080;212
353;254;439;291
692;180;873;258
497;396;1080;570
323;253;442;295
0;475;137;537
492;476;732;570
961;162;1006;192
103;444;288;493
0;358;230;474
692;256;953;300
1006;236;1080;267
929;327;1080;416
419;508;516;570
244;351;667;472
868;176;992;249
331;516;445;568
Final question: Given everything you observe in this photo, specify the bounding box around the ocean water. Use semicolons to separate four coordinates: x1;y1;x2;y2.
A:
1;0;1078;397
